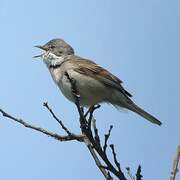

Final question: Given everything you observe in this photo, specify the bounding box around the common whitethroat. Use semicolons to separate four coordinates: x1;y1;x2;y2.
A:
34;38;162;126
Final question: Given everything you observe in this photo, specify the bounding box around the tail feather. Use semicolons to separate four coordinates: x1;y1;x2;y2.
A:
126;103;162;126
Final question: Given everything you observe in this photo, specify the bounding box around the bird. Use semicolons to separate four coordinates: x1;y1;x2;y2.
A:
34;38;162;126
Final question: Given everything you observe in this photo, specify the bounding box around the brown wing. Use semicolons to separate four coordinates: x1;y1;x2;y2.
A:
69;57;132;98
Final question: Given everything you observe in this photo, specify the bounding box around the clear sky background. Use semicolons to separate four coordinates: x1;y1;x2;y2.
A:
0;0;179;179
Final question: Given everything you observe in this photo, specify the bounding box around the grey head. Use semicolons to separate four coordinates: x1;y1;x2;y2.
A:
35;38;74;56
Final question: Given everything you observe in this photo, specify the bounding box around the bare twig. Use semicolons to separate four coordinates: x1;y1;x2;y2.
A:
103;125;113;154
84;106;93;118
92;118;101;146
108;171;113;180
136;165;143;180
126;167;135;180
83;136;111;180
88;105;101;122
43;102;72;135
110;144;121;173
170;145;180;180
0;108;84;142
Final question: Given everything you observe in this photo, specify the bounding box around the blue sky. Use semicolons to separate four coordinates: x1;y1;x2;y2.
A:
0;0;179;179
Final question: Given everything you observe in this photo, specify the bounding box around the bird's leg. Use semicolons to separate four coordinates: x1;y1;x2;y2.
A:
87;104;101;130
84;106;94;118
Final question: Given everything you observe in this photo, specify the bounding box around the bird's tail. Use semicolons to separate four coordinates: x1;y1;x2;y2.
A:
125;102;162;126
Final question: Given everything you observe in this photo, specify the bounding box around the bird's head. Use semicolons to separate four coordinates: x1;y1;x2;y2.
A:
33;38;74;59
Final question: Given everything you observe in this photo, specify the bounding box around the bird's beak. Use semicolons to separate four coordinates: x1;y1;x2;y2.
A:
34;45;47;50
33;45;47;59
33;54;43;58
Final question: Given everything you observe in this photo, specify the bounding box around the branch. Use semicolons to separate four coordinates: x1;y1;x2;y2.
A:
0;108;84;142
170;145;180;180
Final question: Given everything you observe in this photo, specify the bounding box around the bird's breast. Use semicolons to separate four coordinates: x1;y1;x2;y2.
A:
48;67;110;106
49;67;64;84
48;67;75;103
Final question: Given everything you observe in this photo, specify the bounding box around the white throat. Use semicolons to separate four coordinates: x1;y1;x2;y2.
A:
42;52;66;68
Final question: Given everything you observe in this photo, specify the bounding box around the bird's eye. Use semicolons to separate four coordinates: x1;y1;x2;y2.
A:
49;45;55;49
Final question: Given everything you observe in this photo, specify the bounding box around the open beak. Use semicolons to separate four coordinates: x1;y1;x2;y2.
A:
33;54;43;58
34;45;47;50
33;45;47;59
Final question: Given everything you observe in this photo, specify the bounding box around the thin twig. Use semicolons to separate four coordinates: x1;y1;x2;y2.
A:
84;106;93;118
170;145;180;180
107;171;113;180
43;102;72;135
88;105;100;129
88;105;101;120
136;165;143;180
0;108;84;142
110;144;121;173
92;118;101;146
103;125;113;154
83;136;111;180
126;167;135;180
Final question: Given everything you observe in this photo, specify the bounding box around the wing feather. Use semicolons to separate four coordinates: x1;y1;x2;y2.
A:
68;57;132;98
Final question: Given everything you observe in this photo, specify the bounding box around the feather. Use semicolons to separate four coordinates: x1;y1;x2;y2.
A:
68;56;132;98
